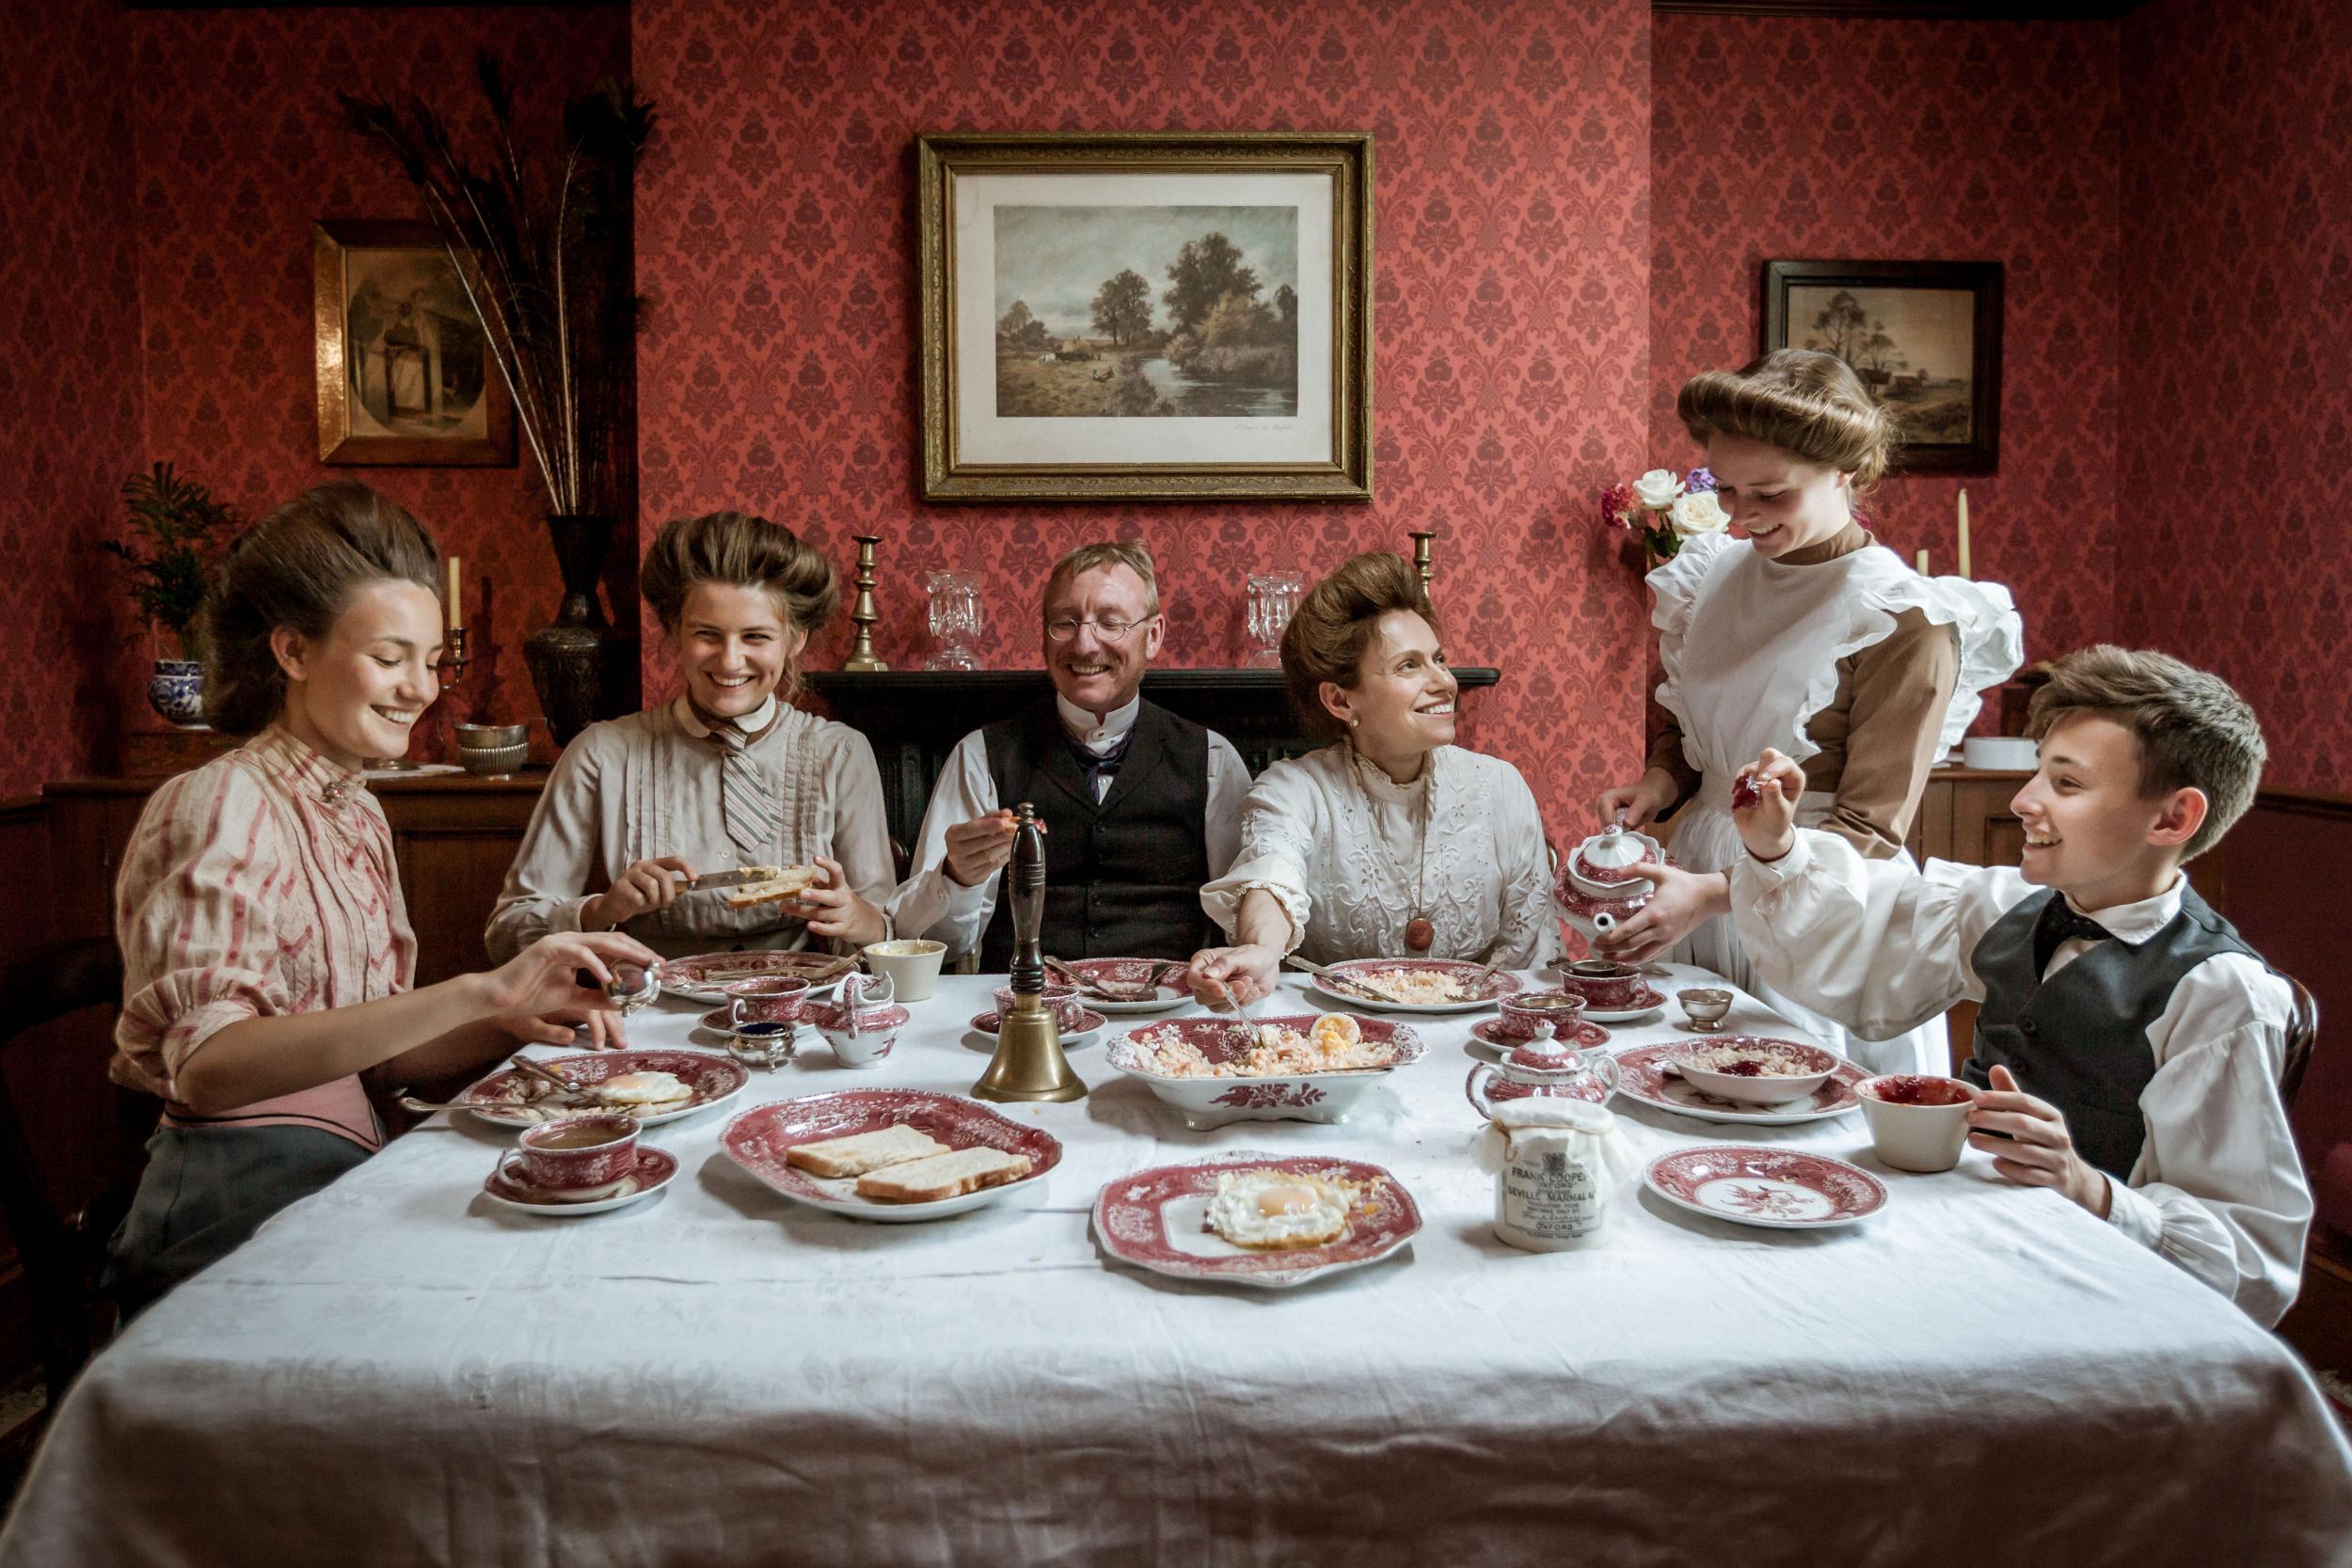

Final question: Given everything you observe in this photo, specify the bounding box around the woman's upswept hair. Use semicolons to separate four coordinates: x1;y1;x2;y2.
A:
1280;551;1436;741
203;482;440;736
641;511;838;694
1677;348;1898;495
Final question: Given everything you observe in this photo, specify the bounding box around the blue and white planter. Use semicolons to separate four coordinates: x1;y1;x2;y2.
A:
147;659;206;728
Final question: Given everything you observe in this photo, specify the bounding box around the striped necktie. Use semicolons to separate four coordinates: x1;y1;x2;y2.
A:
713;723;781;862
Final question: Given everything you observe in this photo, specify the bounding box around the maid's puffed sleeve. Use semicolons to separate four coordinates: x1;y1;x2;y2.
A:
1198;756;1326;953
112;765;294;1096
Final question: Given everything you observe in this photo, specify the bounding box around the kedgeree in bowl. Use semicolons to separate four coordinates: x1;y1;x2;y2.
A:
1666;1036;1842;1105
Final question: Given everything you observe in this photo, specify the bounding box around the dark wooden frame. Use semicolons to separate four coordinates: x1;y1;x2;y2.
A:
1760;258;2003;475
312;220;516;467
915;131;1375;504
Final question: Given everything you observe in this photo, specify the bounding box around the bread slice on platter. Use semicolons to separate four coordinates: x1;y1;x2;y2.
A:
725;863;823;909
853;1147;1034;1202
783;1125;949;1178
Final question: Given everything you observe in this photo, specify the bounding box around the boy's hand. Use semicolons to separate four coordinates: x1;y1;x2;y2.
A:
1731;749;1805;863
1968;1064;2112;1218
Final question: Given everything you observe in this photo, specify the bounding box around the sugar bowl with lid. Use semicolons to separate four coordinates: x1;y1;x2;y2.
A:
1553;823;1671;940
1465;1033;1611;1117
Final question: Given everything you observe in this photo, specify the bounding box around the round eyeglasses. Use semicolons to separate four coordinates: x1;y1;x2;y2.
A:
1044;615;1155;643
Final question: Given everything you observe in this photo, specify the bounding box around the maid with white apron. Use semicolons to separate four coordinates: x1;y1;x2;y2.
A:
1596;351;2025;1076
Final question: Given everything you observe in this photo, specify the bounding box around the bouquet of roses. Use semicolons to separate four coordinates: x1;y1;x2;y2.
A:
1598;467;1728;563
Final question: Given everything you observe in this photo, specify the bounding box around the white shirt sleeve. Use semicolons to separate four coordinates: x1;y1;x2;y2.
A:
1202;732;1250;880
1199;758;1320;952
485;734;609;963
887;730;1000;958
2103;956;2311;1327
1490;762;1564;970
1728;829;2033;1040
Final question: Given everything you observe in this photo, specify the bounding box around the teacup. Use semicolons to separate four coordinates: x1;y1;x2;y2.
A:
1556;959;1648;1011
1857;1074;1979;1173
814;1000;911;1069
727;976;810;1032
505;1113;640;1201
1497;990;1587;1042
862;938;947;1003
994;982;1085;1031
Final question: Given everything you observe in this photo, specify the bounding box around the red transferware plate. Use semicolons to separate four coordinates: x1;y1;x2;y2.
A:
455;1049;748;1129
1644;1145;1886;1229
722;1089;1061;1223
1092;1150;1421;1289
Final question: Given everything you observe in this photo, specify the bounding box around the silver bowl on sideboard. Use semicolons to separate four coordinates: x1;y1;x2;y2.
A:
453;722;532;778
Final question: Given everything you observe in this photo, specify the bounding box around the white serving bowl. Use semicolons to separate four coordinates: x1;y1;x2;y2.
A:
1666;1036;1842;1105
1104;1014;1423;1131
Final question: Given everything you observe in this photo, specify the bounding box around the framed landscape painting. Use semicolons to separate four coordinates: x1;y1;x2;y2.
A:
313;220;515;467
1761;259;2003;475
917;132;1374;502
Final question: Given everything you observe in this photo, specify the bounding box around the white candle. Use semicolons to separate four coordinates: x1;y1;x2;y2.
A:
1956;490;1971;580
1915;548;1931;576
447;555;463;632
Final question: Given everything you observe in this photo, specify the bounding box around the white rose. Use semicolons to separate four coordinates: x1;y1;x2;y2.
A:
1669;490;1730;537
1632;468;1683;510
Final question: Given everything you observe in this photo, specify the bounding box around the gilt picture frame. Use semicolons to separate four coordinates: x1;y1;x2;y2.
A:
1761;259;2002;475
917;131;1374;503
313;220;515;467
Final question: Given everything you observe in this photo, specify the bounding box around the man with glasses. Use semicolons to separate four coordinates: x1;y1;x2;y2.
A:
892;540;1249;965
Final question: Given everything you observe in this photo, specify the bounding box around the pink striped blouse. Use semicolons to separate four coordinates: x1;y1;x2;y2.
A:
112;726;416;1150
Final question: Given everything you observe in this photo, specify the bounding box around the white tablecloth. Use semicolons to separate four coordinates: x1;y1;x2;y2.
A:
8;969;2349;1566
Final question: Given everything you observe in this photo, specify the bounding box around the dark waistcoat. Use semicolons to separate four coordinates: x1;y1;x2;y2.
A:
978;699;1214;967
1963;882;2257;1180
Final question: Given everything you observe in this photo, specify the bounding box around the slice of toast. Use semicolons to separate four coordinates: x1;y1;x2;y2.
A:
853;1147;1034;1203
783;1124;949;1179
725;863;822;910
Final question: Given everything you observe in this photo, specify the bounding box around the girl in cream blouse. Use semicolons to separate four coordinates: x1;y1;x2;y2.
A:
487;512;894;978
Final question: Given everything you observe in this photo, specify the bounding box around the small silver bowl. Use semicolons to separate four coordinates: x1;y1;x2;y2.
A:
457;742;530;777
455;722;530;749
1677;987;1735;1033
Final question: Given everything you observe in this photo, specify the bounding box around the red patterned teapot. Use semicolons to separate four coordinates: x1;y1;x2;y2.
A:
1554;823;1672;941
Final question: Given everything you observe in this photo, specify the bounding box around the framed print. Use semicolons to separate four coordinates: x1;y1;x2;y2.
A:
917;131;1374;503
312;220;515;467
1761;259;2003;475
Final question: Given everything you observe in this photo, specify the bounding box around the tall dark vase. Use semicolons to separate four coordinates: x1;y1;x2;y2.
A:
525;514;629;745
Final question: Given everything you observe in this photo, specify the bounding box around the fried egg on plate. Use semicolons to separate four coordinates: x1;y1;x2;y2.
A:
591;1069;693;1107
1203;1170;1353;1250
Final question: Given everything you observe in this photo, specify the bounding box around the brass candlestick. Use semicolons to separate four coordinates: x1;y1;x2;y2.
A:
973;801;1086;1103
441;625;471;689
844;533;889;672
1408;528;1436;617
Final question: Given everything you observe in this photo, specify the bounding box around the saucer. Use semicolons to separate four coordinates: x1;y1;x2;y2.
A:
1466;1017;1612;1061
483;1147;678;1215
968;1008;1106;1049
1580;987;1668;1023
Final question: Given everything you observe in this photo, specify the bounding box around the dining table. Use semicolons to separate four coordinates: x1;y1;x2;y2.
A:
6;964;2349;1566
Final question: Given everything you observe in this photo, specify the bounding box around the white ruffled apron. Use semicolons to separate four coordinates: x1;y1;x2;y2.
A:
1652;533;2022;1077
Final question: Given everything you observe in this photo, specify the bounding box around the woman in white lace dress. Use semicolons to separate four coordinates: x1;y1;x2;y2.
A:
1188;552;1561;1006
1594;350;2023;1074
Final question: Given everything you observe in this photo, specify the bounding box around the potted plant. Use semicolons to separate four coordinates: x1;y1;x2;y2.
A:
341;58;655;743
104;462;233;727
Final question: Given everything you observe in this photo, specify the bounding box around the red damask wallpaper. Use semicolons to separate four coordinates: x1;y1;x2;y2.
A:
2118;0;2352;797
0;0;145;797
630;0;1658;837
126;6;629;756
1650;13;2122;669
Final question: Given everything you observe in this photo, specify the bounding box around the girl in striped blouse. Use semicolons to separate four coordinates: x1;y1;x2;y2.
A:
105;483;653;1314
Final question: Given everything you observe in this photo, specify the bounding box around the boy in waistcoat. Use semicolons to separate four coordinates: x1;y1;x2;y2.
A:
1722;645;2308;1325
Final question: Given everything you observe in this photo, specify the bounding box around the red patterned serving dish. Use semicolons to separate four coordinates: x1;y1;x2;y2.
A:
1613;1043;1865;1127
1105;1014;1424;1130
721;1089;1062;1223
1311;958;1521;1014
1092;1150;1422;1289
455;1050;750;1129
659;950;850;1004
1643;1145;1886;1229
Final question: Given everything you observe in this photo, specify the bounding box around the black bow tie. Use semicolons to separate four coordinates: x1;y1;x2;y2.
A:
1069;728;1136;793
2032;896;2113;977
